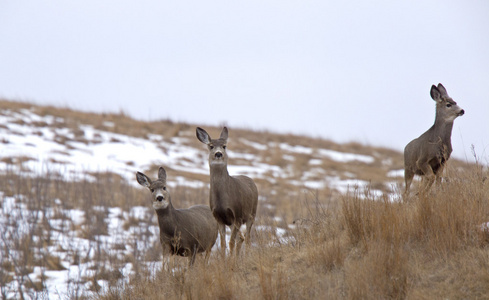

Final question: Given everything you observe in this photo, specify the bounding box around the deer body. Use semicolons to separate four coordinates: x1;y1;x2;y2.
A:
210;171;257;227
404;83;465;196
196;127;258;255
136;167;218;266
155;204;216;257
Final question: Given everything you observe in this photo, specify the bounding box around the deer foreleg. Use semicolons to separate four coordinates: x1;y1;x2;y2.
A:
204;248;211;264
435;164;445;186
229;225;238;255
404;169;415;199
235;231;245;256
188;245;197;267
419;164;436;194
218;223;226;256
245;217;254;246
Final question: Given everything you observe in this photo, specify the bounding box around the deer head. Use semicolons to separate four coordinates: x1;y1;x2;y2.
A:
196;127;229;167
136;167;171;210
431;83;464;123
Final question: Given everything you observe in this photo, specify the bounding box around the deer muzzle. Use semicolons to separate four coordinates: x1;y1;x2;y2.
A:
458;109;465;116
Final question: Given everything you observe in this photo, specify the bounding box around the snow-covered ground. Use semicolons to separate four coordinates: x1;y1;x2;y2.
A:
0;107;394;298
0;190;292;299
0;108;390;192
0;191;159;298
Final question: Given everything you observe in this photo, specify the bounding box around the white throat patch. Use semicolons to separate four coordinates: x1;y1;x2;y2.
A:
153;200;169;210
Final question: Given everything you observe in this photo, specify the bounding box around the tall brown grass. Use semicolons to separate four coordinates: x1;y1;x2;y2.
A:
4;164;485;299
1;100;488;299
1;163;487;299
95;162;489;300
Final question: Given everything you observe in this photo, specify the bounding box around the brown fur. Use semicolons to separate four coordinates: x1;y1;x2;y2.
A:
404;83;464;196
196;127;259;256
136;167;218;266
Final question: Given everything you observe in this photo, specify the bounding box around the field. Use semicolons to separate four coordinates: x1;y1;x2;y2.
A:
0;100;488;299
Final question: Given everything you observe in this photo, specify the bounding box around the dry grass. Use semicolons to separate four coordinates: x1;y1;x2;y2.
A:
93;163;489;300
1;99;488;299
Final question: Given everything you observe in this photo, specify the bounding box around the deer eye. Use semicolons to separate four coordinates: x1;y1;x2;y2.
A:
223;145;227;149
209;145;214;150
150;189;155;193
446;103;452;108
163;186;166;191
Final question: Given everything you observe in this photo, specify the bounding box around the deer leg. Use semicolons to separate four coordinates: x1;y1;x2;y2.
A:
404;169;415;198
218;223;226;255
235;230;245;256
161;245;172;271
204;248;211;264
188;254;196;267
419;163;436;194
244;217;254;246
435;164;445;186
229;225;239;255
424;174;436;193
188;246;197;267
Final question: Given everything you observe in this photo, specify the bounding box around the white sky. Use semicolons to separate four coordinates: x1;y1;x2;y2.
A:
1;1;488;161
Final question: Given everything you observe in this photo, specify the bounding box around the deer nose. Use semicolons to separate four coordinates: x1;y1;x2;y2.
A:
156;195;164;202
459;109;465;116
215;152;223;158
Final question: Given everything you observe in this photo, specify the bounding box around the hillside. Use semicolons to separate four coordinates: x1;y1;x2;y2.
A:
0;100;407;189
0;99;487;299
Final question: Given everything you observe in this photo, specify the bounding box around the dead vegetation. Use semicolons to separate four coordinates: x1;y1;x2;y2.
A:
0;166;489;299
0;99;487;299
95;163;489;300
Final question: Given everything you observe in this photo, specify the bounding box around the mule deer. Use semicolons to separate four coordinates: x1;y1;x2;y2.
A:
404;83;465;196
196;127;258;256
136;166;218;266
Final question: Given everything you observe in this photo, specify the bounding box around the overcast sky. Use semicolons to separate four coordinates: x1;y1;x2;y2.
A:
1;1;488;161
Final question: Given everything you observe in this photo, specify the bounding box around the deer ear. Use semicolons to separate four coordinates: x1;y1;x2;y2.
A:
136;172;151;188
196;127;211;144
437;83;448;96
220;127;228;141
430;85;442;101
158;167;167;181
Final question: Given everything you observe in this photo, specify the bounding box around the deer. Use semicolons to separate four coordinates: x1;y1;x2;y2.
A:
196;127;258;256
404;83;465;197
136;166;218;266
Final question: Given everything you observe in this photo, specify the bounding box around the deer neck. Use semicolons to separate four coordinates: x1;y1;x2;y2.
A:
433;116;454;144
209;163;229;182
209;164;230;202
155;201;176;226
431;116;454;158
